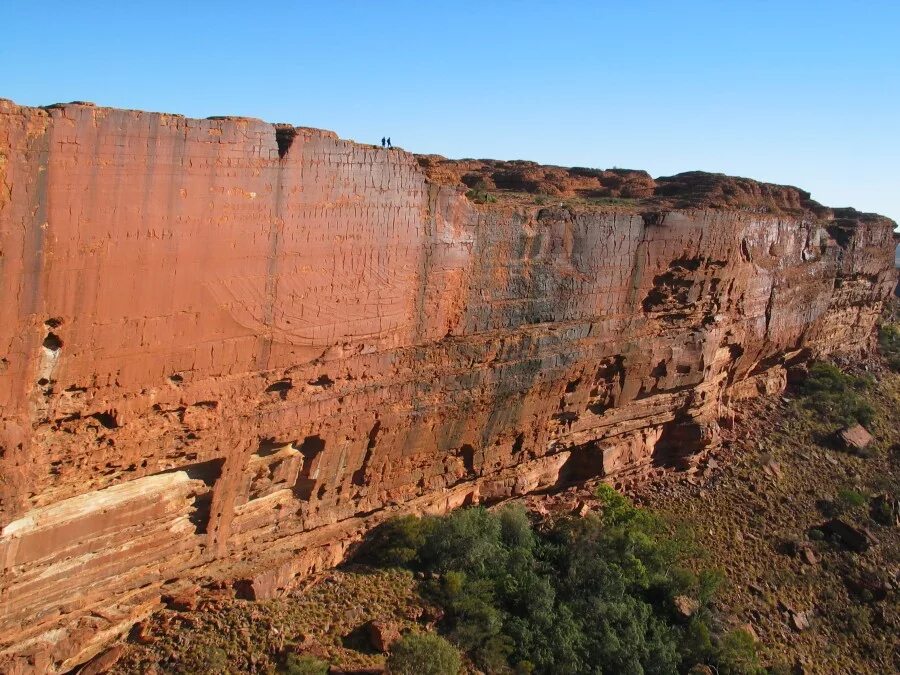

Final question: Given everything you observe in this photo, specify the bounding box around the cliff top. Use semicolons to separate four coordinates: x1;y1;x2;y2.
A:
417;154;895;224
3;98;893;225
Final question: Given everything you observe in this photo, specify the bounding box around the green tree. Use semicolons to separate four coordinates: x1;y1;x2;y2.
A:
362;515;434;567
280;653;329;675
878;323;900;371
362;486;730;675
419;506;502;574
387;633;461;675
715;629;764;675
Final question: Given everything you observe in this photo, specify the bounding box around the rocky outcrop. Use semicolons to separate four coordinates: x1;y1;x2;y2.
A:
0;99;896;673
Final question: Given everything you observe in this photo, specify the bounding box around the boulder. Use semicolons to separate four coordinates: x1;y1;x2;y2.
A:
870;493;899;526
790;610;811;632
572;501;591;517
77;645;124;675
739;623;759;642
162;585;200;612
673;595;700;620
687;665;715;675
839;424;874;451
843;567;891;602
800;547;818;566
366;621;401;653
762;458;783;480
131;622;156;646
821;519;874;553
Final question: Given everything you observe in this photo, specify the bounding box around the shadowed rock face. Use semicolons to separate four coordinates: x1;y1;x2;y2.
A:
0;99;896;673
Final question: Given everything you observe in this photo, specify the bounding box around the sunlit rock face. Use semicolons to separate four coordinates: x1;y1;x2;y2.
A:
0;99;896;673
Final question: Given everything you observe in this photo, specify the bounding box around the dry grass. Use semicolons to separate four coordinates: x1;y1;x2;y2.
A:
640;369;899;674
112;568;435;674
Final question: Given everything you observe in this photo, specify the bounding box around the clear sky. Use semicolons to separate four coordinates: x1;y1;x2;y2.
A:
3;1;898;223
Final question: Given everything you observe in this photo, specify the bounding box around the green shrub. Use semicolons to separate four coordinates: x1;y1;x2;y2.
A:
878;323;900;371
715;629;764;675
835;603;873;638
835;487;868;513
418;507;502;574
179;644;228;674
871;496;896;525
361;515;434;567
588;196;640;208
363;487;732;674
682;618;715;666
280;653;329;675
797;362;874;427
465;188;498;204
498;503;534;550
808;528;825;541
697;569;726;604
387;633;462;675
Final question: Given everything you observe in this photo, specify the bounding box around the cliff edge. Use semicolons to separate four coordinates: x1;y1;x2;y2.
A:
0;100;896;673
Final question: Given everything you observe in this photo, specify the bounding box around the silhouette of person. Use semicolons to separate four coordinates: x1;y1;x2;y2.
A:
387;137;392;148
381;137;386;148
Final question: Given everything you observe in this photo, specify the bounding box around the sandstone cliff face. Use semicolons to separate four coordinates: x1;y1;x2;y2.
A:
0;100;896;673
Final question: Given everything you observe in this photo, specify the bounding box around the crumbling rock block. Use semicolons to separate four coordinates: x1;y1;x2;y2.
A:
839;424;874;451
0;99;896;673
800;546;818;566
673;595;700;620
790;610;811;632
367;620;401;653
161;585;200;612
821;519;876;553
75;645;125;675
870;493;900;526
572;501;592;518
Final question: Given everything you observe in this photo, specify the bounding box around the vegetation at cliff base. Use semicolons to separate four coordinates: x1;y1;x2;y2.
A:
878;322;900;371
281;653;329;675
387;633;462;675
796;362;874;427
361;487;760;674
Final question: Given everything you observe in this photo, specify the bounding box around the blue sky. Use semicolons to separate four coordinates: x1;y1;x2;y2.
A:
3;1;898;222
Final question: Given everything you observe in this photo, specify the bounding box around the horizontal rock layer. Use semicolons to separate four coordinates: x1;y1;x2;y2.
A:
0;100;896;673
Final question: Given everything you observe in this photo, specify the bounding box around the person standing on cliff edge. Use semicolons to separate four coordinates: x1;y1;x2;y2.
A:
381;137;386;148
387;137;392;148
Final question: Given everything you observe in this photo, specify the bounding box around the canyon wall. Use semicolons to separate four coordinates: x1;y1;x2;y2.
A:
0;100;896;673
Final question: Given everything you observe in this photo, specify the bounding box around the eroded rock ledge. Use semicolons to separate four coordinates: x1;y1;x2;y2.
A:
0;99;896;673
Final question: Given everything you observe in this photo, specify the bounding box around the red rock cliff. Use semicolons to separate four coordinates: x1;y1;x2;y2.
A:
0;100;896;673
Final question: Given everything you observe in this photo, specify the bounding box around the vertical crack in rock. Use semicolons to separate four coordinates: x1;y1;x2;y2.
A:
274;125;297;159
293;435;326;500
764;281;777;339
258;128;290;369
351;420;380;486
